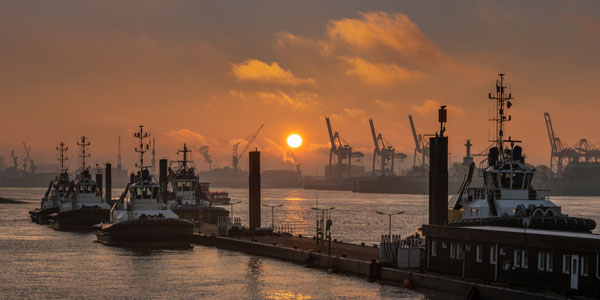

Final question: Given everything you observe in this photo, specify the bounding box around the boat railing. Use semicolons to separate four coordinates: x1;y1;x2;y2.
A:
109;183;131;223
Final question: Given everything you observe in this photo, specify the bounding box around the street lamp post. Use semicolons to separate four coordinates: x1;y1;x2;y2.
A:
229;201;242;219
263;204;283;234
311;206;335;253
376;211;405;236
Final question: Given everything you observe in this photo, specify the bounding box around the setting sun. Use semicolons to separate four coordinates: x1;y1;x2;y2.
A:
287;134;303;148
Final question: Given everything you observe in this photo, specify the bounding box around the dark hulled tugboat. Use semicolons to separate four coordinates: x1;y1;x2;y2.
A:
95;125;194;248
29;143;71;224
48;137;111;230
166;144;229;224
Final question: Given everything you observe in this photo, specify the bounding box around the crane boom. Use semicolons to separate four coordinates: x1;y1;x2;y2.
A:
237;124;264;161
544;112;558;153
408;115;420;151
369;119;380;153
325;117;337;152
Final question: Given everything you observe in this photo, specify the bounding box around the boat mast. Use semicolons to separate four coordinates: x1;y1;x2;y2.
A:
177;143;192;169
117;135;122;169
488;73;514;161
56;142;69;173
134;125;150;175
77;136;90;172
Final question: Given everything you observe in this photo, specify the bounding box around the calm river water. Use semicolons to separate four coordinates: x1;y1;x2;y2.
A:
1;187;598;299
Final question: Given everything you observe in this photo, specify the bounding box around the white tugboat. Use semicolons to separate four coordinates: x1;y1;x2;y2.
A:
166;144;228;224
95;125;194;248
48;137;111;230
449;74;595;231
29;142;71;224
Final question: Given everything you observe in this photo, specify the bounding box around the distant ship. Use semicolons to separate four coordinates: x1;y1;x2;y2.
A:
262;169;303;188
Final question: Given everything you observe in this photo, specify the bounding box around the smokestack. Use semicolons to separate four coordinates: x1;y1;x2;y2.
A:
159;159;168;201
429;106;448;225
105;163;112;202
249;150;261;229
130;173;135;184
96;172;103;199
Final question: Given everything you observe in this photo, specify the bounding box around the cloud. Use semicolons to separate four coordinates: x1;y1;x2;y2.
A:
411;99;465;116
328;108;368;124
262;137;297;164
229;89;319;111
165;128;213;145
373;99;397;110
342;108;367;120
340;56;427;85
231;59;316;86
327;11;444;60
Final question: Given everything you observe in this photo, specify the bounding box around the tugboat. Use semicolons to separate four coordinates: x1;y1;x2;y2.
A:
29;143;71;224
48;137;111;230
166;144;229;224
448;74;595;232
95;125;194;248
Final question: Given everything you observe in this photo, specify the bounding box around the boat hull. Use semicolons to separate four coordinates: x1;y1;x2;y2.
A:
29;207;60;224
95;218;194;248
48;207;110;231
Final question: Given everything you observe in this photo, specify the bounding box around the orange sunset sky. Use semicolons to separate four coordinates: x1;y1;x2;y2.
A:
1;0;599;174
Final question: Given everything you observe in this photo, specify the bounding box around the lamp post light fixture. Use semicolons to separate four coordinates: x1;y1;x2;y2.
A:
311;206;335;253
263;204;284;232
229;201;242;219
376;211;405;236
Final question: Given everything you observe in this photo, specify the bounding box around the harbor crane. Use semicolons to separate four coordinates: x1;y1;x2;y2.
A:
22;143;35;174
325;117;364;180
544;112;600;177
408;115;431;169
9;151;18;169
369;119;407;176
232;124;264;174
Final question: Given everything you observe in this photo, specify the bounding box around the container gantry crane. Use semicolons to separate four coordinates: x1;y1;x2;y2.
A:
408;115;430;169
325;117;363;180
369;118;407;176
545;112;582;177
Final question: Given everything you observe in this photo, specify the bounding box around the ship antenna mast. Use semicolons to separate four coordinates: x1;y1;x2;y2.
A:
134;125;150;174
117;135;122;169
77;136;91;171
56;142;69;173
177;143;192;169
488;73;514;161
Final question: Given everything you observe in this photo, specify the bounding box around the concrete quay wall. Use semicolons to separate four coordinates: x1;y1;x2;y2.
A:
193;234;565;300
193;234;376;278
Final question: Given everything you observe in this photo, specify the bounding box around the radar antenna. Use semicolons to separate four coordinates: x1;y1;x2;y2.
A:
133;125;151;173
177;143;192;168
